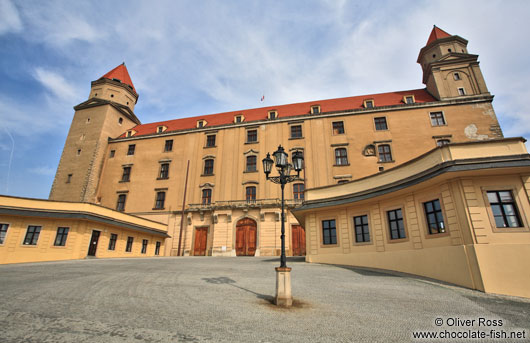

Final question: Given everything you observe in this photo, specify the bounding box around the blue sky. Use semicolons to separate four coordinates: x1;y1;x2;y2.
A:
1;0;530;199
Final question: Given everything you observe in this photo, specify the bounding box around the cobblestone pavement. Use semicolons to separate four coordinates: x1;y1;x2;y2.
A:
0;257;529;342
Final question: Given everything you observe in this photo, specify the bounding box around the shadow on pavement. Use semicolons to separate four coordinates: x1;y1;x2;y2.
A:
258;256;306;263
202;276;274;303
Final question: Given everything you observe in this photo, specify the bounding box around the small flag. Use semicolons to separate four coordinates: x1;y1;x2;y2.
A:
261;95;265;102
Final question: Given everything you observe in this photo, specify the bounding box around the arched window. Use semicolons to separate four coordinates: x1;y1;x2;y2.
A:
246;186;256;203
378;144;392;162
204;159;214;175
335;148;348;165
202;189;212;205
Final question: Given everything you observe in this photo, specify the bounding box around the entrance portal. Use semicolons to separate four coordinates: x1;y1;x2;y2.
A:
193;227;208;256
235;218;257;256
87;230;100;256
291;225;306;256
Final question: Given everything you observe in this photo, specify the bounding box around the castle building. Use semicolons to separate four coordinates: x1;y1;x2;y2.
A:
46;26;505;258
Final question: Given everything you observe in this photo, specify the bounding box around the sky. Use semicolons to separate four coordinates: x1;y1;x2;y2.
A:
1;0;530;199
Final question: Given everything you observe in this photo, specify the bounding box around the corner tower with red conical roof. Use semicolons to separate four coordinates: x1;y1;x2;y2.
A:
417;26;490;100
49;64;141;202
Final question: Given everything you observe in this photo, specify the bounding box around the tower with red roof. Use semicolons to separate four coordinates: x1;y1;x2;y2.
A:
49;63;141;202
417;26;490;100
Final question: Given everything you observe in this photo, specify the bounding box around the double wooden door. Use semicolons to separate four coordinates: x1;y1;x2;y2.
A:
291;225;306;256
193;227;208;256
235;218;257;256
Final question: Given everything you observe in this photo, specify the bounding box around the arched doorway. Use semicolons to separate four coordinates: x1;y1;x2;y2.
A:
235;218;257;256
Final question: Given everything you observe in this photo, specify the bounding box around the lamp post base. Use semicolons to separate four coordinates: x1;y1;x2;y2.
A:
275;267;292;307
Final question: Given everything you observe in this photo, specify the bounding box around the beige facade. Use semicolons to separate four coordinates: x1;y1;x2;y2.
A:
293;139;530;299
0;195;168;264
43;27;513;262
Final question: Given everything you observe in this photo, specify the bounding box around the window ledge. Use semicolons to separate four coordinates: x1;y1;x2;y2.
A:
204;146;217;149
163;150;172;153
157;177;169;180
119;180;130;183
289;136;304;140
377;160;395;164
333;164;350;167
152;207;166;210
353;241;373;246
243;170;258;173
320;244;339;248
388;238;408;243
201;174;215;177
375;129;389;132
245;141;259;144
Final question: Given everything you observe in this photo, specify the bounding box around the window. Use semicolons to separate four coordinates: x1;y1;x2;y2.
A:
126;131;133;137
378;145;392;162
126;236;134;252
387;209;406;240
23;226;41;245
374;117;388;130
430;112;446;126
202;189;212;205
118;117;123;124
110;150;115;158
246;156;257;172
108;233;117;250
246;186;256;203
293;183;304;201
155;241;161;256
332;121;344;135
204;159;214;175
0;223;9;244
116;194;126;212
290;125;303;139
322;220;337;245
121;166;131;182
54;227;69;246
487;191;522;228
197;120;205;128
453;72;461;81
141;239;148;254
66;174;72;183
247;129;257;143
206;135;216;147
127;144;135;155
354;215;370;243
311;106;320;114
437;139;451;147
154;191;166;209
159;163;169;179
235;115;243;123
335;148;348;166
338;180;349;184
423;199;445;234
364;100;374;108
404;96;414;104
77;149;81;156
268;111;277;120
458;87;466;96
164;140;173;152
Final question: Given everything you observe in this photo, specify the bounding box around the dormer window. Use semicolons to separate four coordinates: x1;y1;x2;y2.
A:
364;100;375;109
403;95;415;104
234;115;244;123
197;120;206;128
126;130;135;138
112;78;121;83
453;72;461;81
311;105;320;114
268;110;278;120
157;126;167;134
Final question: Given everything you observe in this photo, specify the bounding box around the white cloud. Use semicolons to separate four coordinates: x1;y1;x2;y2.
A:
0;0;22;35
33;68;78;101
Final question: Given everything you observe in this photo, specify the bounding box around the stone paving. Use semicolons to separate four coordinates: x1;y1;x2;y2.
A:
0;257;529;342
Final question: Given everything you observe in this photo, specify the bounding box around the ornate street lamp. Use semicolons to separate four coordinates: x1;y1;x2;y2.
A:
262;145;304;306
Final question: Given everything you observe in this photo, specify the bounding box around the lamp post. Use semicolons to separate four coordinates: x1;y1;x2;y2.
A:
262;145;304;306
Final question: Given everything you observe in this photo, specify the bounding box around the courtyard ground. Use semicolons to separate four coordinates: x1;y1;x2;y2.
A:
0;256;529;342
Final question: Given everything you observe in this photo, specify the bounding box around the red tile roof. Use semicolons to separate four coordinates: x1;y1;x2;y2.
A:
100;63;136;93
426;26;451;46
120;89;436;138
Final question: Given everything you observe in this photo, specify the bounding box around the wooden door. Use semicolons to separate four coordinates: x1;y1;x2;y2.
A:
291;225;306;256
235;218;257;256
193;227;208;256
87;230;100;256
